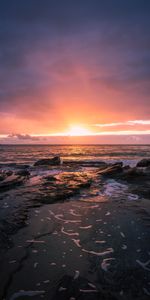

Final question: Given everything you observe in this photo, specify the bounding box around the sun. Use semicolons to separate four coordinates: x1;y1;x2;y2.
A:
67;125;91;136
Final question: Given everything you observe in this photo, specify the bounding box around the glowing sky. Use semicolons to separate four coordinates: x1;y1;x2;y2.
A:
0;0;150;144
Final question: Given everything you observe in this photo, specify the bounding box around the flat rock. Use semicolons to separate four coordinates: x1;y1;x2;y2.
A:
112;162;123;167
0;175;25;192
34;156;62;166
0;170;13;182
98;164;123;177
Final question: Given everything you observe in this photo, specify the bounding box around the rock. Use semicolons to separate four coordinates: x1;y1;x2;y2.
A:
0;175;25;192
143;166;150;175
16;170;30;176
44;175;57;181
5;170;13;176
123;165;130;171
112;162;123;167
0;170;13;181
98;164;123;177
34;156;62;166
19;164;30;169
0;175;5;182
38;171;93;204
136;159;150;167
120;167;144;181
4;163;30;169
131;184;150;199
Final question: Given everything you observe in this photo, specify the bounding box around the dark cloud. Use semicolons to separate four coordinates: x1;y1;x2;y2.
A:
0;0;150;132
1;1;150;22
1;134;149;145
7;133;39;141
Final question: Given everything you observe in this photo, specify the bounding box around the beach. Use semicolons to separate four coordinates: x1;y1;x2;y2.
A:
0;145;150;300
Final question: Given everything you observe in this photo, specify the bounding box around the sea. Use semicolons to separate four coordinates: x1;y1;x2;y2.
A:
0;144;149;167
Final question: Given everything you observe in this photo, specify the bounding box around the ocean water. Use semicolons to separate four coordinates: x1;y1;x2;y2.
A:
0;144;149;166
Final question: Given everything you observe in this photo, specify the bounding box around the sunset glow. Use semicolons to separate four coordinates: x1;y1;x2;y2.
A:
0;2;150;299
0;1;149;144
66;125;92;136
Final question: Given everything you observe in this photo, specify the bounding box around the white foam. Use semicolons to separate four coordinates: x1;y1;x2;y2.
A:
74;270;80;280
43;280;50;284
34;262;38;268
61;227;79;236
9;290;45;300
9;260;17;264
143;287;150;296
101;258;115;271
104;179;127;197
80;205;99;209
88;283;97;289
122;244;127;250
72;239;81;248
95;240;106;244
120;232;125;238
59;287;67;292
70;209;81;217
82;247;114;257
105;211;111;216
128;194;139;201
136;259;150;271
49;210;81;223
26;240;45;243
80;289;98;293
102;179;139;201
79;225;92;229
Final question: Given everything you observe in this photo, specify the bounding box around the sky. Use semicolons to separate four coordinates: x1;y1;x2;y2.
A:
0;0;150;144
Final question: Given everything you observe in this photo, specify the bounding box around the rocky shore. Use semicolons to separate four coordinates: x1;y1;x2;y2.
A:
0;157;150;299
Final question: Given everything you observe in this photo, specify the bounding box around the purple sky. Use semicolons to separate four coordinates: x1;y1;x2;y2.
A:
0;0;150;143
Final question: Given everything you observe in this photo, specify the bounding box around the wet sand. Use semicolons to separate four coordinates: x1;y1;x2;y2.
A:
0;158;150;300
0;194;150;300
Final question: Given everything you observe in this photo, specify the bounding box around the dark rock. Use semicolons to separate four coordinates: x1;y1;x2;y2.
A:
131;184;150;199
144;166;150;175
5;170;13;176
0;175;5;182
1;163;30;169
123;165;131;171
0;170;13;181
34;156;62;166
112;162;123;167
44;175;57;181
19;164;30;169
136;158;150;167
98;164;123;177
0;175;25;192
16;170;30;176
120;167;147;182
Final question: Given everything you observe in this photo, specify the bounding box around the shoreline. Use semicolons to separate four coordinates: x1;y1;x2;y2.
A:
0;158;150;299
